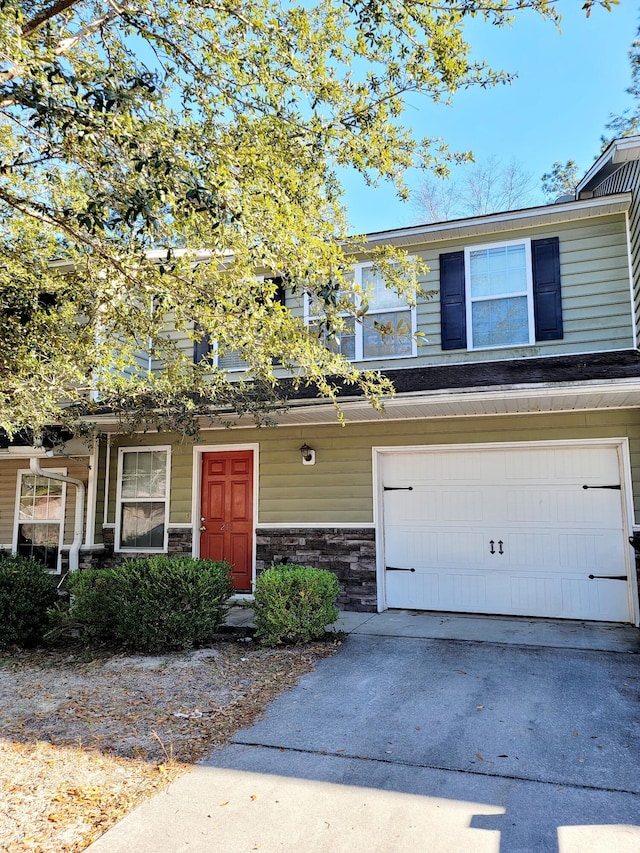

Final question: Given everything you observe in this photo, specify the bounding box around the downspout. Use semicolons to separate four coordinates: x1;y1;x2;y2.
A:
29;458;85;573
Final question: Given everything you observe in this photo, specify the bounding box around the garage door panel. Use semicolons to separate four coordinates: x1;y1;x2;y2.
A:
387;570;490;613
386;526;489;568
506;490;554;523
507;575;558;615
560;577;630;621
558;531;625;571
382;444;632;623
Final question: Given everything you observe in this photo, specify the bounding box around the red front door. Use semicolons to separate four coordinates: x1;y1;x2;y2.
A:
200;450;254;590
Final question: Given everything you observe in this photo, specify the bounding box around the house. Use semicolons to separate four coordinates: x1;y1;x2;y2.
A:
2;135;640;626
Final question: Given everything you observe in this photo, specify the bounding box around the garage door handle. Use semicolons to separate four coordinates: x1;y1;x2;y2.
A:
386;566;416;572
588;574;628;581
582;484;621;490
384;486;413;491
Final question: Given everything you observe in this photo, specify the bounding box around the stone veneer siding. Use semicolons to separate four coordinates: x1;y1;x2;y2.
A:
98;526;193;567
255;527;377;612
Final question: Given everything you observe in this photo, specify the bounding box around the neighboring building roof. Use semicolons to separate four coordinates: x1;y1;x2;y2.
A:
360;194;630;249
577;135;640;196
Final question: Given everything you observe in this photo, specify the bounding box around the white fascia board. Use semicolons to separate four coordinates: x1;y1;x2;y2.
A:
360;194;631;248
577;136;640;195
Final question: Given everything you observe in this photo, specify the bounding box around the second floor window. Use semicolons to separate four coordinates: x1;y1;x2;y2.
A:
305;263;416;362
466;241;534;349
440;236;563;352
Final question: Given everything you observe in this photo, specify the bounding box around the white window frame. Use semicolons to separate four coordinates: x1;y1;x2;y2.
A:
115;446;171;553
464;238;535;351
12;468;67;574
304;261;417;362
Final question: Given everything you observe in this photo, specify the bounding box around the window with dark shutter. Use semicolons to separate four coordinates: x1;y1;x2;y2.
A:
439;251;466;350
193;323;212;364
439;238;563;350
532;237;563;341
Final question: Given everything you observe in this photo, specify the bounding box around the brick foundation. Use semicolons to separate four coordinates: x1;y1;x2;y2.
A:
255;527;377;612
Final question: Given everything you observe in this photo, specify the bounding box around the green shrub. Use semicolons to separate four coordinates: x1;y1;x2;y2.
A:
251;564;340;645
68;556;233;652
0;553;58;648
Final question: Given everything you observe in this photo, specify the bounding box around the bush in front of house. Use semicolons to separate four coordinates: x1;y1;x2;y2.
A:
0;553;58;648
68;556;234;652
251;564;340;645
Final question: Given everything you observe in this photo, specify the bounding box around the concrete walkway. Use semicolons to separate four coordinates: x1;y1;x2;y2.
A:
226;605;640;653
88;613;640;853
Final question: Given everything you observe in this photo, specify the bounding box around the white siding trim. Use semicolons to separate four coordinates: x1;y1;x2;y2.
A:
103;434;111;526
84;437;99;547
625;209;637;349
256;522;375;530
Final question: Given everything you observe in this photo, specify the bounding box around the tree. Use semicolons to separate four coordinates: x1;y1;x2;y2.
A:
541;160;581;201
0;0;610;439
414;157;539;223
603;20;640;143
543;9;639;200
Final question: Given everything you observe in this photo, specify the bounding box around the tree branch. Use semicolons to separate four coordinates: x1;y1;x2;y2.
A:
0;2;124;92
22;0;85;39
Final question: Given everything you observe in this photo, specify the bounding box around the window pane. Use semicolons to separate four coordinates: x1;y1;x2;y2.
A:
17;523;59;570
363;310;413;359
149;451;167;497
120;502;165;549
470;244;526;298
19;475;62;521
218;351;248;371
361;266;406;311
121;451;166;499
310;318;356;360
472;296;529;347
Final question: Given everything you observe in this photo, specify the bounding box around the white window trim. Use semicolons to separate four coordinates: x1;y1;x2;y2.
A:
304;261;417;362
464;237;535;352
115;446;171;553
12;468;67;574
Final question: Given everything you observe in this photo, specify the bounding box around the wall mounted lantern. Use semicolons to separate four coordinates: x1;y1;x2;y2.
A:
300;443;316;465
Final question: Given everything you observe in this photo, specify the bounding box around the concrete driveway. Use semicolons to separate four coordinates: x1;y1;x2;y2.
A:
89;629;640;853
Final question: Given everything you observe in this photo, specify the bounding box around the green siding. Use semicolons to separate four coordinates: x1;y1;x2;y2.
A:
407;215;632;366
149;213;633;376
105;410;640;529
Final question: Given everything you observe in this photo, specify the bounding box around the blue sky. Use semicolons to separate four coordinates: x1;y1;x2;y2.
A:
341;2;639;234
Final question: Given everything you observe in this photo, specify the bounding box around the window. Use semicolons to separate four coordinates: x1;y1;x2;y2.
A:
466;241;534;349
440;236;562;351
13;471;66;572
194;277;286;370
116;448;170;551
305;263;416;361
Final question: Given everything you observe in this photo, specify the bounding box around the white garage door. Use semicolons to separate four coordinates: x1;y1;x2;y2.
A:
381;444;632;622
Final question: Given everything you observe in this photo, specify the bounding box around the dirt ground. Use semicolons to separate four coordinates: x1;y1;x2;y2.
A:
0;637;339;852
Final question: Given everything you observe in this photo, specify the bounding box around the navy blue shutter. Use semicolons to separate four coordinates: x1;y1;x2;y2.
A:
532;237;563;341
439;251;466;350
271;276;286;306
193;323;212;364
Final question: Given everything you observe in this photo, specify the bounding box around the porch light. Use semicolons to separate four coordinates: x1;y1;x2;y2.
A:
300;443;316;465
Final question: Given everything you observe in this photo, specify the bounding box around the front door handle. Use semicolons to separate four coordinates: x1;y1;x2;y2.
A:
200;525;206;531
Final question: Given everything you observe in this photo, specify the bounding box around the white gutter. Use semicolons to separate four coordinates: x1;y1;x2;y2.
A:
29;458;85;573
